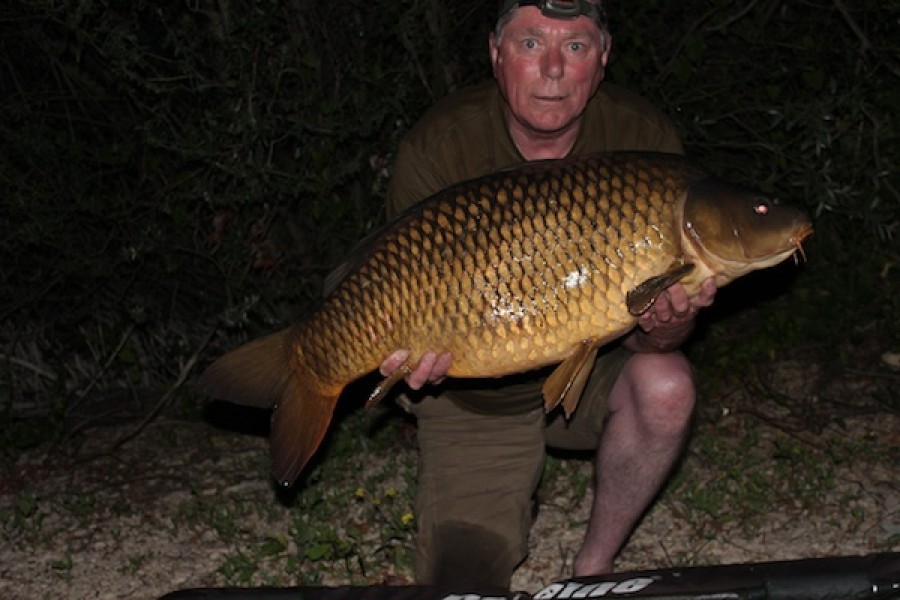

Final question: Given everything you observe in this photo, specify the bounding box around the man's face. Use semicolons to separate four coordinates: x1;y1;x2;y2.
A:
490;6;611;136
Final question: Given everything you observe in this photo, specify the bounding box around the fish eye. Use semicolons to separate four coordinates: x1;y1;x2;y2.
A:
753;199;770;216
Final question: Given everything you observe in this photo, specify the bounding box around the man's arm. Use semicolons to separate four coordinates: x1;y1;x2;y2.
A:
386;140;451;219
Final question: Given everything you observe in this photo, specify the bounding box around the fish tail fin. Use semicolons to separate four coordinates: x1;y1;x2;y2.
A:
269;370;341;487
198;328;297;409
198;327;341;487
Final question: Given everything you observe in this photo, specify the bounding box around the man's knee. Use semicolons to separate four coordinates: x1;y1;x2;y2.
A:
417;521;522;588
620;353;695;437
412;397;543;587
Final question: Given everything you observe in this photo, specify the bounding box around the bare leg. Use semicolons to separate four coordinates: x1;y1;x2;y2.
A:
572;351;695;575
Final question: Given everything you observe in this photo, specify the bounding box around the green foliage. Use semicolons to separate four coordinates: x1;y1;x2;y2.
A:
217;551;258;584
0;490;42;535
671;418;839;532
51;553;74;572
0;0;492;441
177;491;260;540
607;0;899;243
280;409;417;582
0;0;897;451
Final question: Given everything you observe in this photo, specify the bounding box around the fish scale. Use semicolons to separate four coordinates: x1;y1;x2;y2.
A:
311;158;669;380
199;151;813;486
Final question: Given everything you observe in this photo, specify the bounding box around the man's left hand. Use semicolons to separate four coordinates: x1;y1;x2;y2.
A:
627;278;717;352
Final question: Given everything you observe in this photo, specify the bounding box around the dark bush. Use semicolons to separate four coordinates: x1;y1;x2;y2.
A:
1;0;897;445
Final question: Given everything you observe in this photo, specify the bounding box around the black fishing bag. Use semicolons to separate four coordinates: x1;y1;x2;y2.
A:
159;552;900;600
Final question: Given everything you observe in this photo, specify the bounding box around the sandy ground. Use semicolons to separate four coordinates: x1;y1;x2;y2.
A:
1;354;898;599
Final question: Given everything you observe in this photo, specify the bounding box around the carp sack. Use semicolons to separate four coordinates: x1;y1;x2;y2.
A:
199;152;813;486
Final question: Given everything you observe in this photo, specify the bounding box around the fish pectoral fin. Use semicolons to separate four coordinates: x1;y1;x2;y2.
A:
543;339;602;418
269;372;342;488
626;261;696;316
366;364;412;408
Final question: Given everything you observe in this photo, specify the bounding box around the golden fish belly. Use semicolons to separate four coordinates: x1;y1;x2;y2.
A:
297;153;700;388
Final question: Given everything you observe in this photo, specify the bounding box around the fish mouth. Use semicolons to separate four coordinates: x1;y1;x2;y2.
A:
790;223;815;264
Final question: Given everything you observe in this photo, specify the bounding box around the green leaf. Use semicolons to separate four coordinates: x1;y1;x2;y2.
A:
304;543;333;561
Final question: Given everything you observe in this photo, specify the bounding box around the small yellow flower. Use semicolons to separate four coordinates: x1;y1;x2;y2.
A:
385;487;397;498
354;487;365;499
400;512;414;526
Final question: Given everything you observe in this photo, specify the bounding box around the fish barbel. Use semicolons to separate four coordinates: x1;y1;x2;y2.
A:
199;152;813;486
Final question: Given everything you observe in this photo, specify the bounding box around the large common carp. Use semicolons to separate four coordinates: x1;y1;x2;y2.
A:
199;152;813;486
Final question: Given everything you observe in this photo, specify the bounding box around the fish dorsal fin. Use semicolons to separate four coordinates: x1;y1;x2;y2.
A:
626;262;695;316
322;260;351;297
543;338;603;418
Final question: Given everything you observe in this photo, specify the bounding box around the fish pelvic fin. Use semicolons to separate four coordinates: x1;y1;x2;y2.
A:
626;261;696;316
269;371;341;487
543;338;602;418
197;328;295;408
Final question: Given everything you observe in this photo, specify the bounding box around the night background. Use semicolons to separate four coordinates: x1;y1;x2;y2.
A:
1;0;898;596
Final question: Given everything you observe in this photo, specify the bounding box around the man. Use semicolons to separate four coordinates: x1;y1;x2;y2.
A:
379;0;717;587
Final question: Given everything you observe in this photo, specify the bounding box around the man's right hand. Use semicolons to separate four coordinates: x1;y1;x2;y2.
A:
380;349;452;390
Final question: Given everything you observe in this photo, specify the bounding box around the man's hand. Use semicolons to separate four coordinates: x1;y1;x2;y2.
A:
626;278;717;352
380;349;453;390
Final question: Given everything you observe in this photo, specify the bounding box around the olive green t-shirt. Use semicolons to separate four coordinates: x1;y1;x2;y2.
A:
385;79;683;414
387;79;683;217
